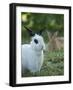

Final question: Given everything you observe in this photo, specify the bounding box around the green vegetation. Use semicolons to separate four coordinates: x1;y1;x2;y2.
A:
22;50;64;77
21;13;64;44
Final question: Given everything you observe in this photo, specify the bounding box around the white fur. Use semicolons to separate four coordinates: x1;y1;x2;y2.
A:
21;34;45;73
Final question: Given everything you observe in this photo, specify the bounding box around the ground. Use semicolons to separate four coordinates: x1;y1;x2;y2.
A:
22;50;64;77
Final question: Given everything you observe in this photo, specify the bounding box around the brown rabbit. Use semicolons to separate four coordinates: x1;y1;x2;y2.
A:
47;31;64;51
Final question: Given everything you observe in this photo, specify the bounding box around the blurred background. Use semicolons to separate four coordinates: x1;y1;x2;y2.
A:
21;12;64;77
21;12;64;44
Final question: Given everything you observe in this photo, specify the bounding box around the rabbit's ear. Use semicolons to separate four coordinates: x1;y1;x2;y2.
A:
38;28;45;35
38;30;44;35
24;26;35;36
46;30;52;39
53;31;58;37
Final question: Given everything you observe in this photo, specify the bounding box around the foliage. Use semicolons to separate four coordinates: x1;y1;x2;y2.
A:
22;50;64;77
21;13;64;44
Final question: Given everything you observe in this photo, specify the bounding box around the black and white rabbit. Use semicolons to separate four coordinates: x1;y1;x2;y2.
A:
22;27;45;73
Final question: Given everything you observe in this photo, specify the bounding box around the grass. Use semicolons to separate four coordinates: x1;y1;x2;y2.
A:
22;50;64;77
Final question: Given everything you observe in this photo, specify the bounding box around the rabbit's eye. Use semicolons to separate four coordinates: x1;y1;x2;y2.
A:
34;39;38;44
